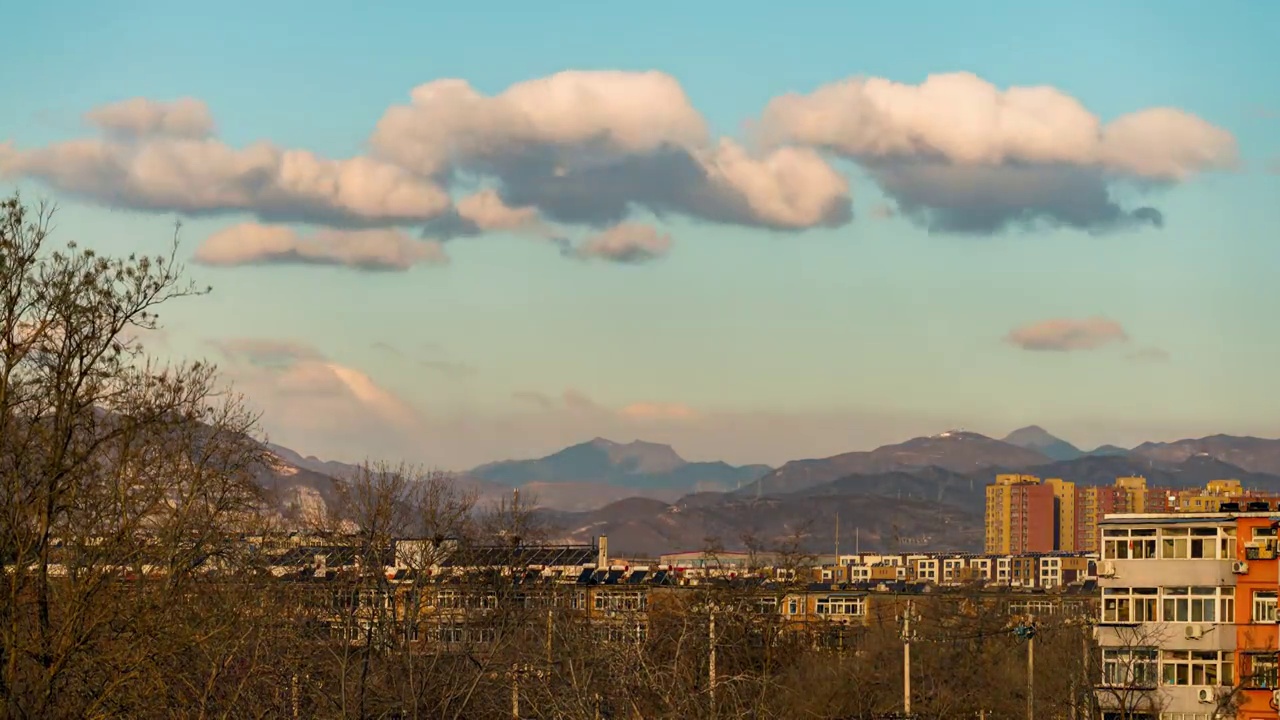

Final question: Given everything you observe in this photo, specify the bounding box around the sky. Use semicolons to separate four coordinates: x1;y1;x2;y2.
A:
2;0;1278;469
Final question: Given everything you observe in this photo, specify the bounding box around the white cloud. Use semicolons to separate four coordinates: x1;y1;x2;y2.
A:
759;71;1237;233
370;71;710;177
84;97;216;140
213;337;422;461
2;128;450;228
371;70;851;231
1;69;1238;250
1005;317;1129;352
194;223;447;271
572;222;671;263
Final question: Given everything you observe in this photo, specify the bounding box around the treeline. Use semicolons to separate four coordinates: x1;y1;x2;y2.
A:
0;193;1109;719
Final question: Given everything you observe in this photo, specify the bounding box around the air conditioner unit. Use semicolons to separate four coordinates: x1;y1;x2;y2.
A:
1232;560;1250;574
1197;687;1214;703
1097;561;1116;577
1185;624;1205;639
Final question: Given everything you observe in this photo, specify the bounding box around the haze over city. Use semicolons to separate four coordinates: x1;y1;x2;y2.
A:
3;0;1278;472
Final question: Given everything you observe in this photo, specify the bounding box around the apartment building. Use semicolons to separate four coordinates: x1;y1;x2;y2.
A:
1095;505;1280;720
986;474;1057;554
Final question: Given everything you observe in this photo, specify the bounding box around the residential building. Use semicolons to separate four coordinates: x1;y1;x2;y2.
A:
986;474;1056;554
1047;478;1077;552
1095;507;1280;719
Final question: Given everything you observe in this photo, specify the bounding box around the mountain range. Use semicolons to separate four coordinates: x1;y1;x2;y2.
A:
254;426;1280;556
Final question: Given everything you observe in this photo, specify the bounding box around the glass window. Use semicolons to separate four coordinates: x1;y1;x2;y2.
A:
1102;647;1158;688
1254;591;1277;623
1102;588;1159;623
1244;652;1280;689
1160;650;1233;686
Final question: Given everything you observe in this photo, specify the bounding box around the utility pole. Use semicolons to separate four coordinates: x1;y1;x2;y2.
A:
546;606;554;664
708;606;718;717
1014;620;1037;720
901;598;913;715
1027;630;1035;720
512;664;520;720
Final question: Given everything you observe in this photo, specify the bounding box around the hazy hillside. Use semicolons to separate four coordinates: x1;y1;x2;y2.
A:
1130;435;1280;476
469;437;771;492
742;431;1048;496
1002;425;1084;461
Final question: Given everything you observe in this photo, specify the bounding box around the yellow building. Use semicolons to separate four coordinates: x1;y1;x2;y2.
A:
1177;478;1246;512
1045;478;1076;552
985;474;1044;555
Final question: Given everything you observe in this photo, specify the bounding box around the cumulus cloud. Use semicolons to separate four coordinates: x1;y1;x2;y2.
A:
213;337;421;459
1;69;1237;255
1005;317;1129;352
194;223;447;271
84;97;216;140
421;188;549;239
371;70;851;231
2;106;451;227
571;222;671;263
759;71;1237;233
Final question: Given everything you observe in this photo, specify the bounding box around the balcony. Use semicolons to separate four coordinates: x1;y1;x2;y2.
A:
1099;559;1233;587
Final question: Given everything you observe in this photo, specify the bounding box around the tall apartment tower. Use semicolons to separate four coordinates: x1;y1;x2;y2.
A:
1046;478;1076;552
985;474;1056;554
1075;476;1150;552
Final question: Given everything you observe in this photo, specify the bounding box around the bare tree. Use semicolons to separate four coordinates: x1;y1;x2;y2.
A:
0;194;268;718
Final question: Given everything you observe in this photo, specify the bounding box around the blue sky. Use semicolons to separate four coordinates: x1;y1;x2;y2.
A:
2;0;1277;468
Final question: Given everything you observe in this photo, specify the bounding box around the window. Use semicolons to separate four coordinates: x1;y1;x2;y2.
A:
786;598;800;615
1161;587;1232;623
1160;650;1233;686
1161;528;1189;559
1254;591;1277;623
1102;588;1158;623
1189;527;1218;558
1102;528;1158;559
1101;647;1158;688
1243;652;1280;689
594;591;645;612
755;597;778;614
816;596;866;616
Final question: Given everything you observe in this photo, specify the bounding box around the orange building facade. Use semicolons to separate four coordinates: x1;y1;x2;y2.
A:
1235;514;1279;719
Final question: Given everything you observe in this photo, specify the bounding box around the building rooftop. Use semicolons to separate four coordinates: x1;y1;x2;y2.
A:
1100;511;1280;524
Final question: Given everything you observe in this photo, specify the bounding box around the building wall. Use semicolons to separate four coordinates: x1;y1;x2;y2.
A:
1096;514;1266;717
1011;483;1056;554
986;475;1057;554
985;483;1013;554
1234;516;1279;720
1047;478;1076;552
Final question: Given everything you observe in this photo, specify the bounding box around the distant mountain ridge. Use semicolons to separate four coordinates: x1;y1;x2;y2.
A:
741;430;1049;496
469;437;771;492
257;429;1280;555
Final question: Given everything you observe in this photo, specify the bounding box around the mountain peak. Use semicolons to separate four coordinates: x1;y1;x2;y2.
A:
1001;426;1083;462
1003;425;1058;445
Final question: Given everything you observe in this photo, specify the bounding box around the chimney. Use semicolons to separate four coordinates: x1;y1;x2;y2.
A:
597;536;609;568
